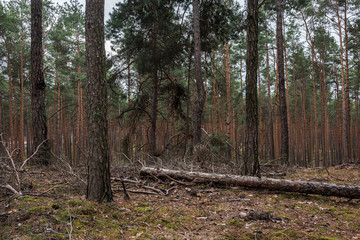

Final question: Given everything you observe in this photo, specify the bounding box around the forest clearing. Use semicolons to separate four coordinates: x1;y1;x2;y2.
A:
1;0;360;239
1;163;360;239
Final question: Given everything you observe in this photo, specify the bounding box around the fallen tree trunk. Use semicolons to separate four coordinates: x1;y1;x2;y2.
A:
140;167;360;199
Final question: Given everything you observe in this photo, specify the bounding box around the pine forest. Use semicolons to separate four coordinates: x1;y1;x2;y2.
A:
0;0;360;239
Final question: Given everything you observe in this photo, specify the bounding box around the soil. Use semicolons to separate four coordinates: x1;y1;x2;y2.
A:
1;164;360;240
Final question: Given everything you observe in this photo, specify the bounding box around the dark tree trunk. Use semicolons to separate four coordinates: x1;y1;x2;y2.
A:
266;45;274;160
276;0;289;165
150;62;159;157
31;0;50;165
192;0;206;146
85;0;113;202
244;0;259;176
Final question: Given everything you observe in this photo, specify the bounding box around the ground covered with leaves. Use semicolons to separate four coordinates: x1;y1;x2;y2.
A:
1;164;360;240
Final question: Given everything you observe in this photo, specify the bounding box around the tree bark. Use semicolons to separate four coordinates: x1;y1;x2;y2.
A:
276;0;289;165
192;0;206;146
266;46;274;160
140;167;360;199
19;19;25;163
31;0;50;165
225;41;233;159
7;51;14;152
244;0;259;176
85;0;113;202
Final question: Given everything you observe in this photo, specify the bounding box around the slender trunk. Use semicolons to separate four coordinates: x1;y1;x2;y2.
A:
75;33;82;166
334;64;342;163
311;53;319;167
225;41;232;159
331;0;349;163
212;51;218;133
258;66;263;160
344;1;351;162
192;0;206;146
266;46;274;160
19;20;25;162
301;79;307;166
186;52;192;140
283;26;291;164
273;48;280;160
7;51;14;152
293;59;299;164
276;0;289;165
150;23;159;156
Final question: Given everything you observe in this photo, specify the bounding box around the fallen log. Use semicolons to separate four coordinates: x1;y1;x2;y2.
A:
140;167;360;199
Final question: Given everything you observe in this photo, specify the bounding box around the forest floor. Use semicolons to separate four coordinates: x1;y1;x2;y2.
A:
1;163;360;240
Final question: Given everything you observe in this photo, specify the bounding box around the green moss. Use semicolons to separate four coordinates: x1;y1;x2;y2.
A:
268;229;305;239
278;214;291;220
112;211;123;220
68;199;86;207
77;206;96;215
134;207;152;213
139;202;149;207
18;195;36;202
343;214;356;220
308;236;338;240
227;219;244;226
279;193;299;199
28;206;49;214
165;221;180;229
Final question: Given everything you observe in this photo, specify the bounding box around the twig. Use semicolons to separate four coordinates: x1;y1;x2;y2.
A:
65;204;74;240
20;140;47;170
31;185;66;196
121;180;130;200
0;184;22;196
143;205;164;222
165;186;176;196
1;136;22;195
118;189;159;195
162;172;194;186
258;0;266;9
143;185;165;195
51;151;86;185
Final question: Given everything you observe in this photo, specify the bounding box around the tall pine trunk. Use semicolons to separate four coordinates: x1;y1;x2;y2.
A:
19;19;25;162
244;0;259;176
266;46;274;160
192;0;205;146
276;0;289;165
85;0;113;202
31;0;50;165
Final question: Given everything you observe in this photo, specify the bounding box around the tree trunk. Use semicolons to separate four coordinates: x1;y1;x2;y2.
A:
276;0;289;165
211;51;218;134
266;46;274;160
7;51;14;152
192;0;205;146
140;167;360;199
225;41;233;159
331;0;349;163
244;0;259;176
85;0;113;202
311;53;319;167
344;1;351;162
150;25;159;157
31;0;50;165
283;26;291;164
19;19;25;163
